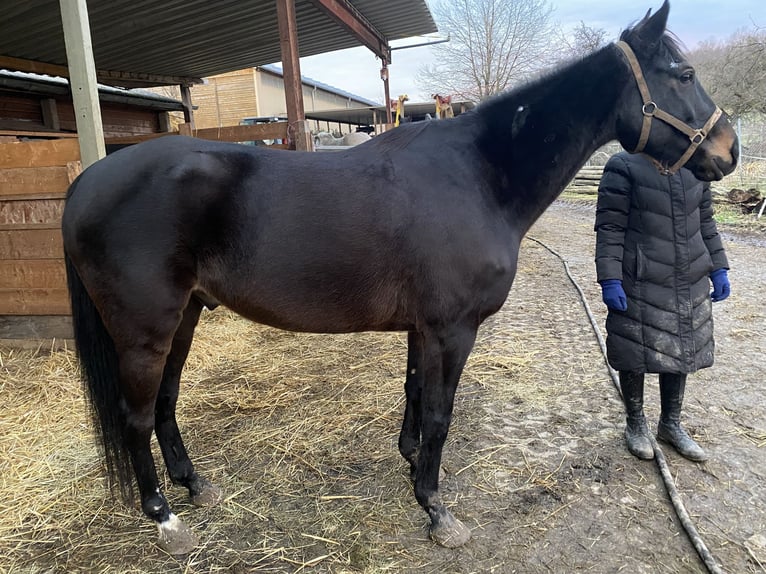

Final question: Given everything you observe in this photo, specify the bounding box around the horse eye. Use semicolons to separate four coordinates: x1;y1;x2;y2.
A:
680;71;695;84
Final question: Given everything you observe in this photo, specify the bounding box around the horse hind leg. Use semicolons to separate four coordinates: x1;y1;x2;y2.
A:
117;342;198;555
102;288;202;555
155;296;222;508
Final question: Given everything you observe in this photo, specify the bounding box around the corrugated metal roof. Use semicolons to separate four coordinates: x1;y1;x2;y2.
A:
259;64;380;106
0;0;437;86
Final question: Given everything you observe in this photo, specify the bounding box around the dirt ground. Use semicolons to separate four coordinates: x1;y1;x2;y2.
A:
479;202;766;574
1;201;764;573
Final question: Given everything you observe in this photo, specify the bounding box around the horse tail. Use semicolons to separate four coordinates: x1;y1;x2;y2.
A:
64;210;134;503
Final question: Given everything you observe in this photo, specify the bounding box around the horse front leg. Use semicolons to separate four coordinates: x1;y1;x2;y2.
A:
398;331;424;479
415;324;477;548
155;297;222;508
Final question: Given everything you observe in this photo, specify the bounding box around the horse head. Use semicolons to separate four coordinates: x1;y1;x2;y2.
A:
614;0;738;181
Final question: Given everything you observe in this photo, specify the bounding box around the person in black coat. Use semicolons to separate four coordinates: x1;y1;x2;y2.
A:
594;151;730;462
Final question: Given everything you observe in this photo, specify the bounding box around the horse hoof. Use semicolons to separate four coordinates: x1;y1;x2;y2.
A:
429;508;471;548
191;479;223;507
157;514;199;555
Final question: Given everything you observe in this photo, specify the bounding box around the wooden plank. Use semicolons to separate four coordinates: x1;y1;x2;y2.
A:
0;315;73;340
0;198;64;226
67;161;82;183
0;166;71;197
0;288;71;315
0;222;61;231
0;130;79;138
105;132;178;145
0;260;66;289
0;139;81;168
183;123;289;142
0;228;63;259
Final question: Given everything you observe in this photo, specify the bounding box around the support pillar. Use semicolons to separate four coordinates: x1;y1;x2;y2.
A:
276;0;306;150
180;84;196;130
59;0;105;167
381;60;392;126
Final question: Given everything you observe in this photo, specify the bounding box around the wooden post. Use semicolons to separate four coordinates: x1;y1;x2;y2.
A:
276;0;306;150
59;0;105;167
180;84;195;130
381;61;392;125
41;98;60;131
294;120;313;151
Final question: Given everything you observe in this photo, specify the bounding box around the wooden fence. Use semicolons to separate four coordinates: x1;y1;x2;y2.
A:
0;121;310;347
0;138;81;347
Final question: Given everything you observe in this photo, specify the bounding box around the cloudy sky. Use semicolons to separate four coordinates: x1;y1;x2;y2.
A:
295;0;763;104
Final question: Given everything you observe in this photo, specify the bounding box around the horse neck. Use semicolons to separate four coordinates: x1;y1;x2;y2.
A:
476;45;629;233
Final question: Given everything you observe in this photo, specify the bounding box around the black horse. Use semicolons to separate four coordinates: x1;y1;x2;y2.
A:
62;2;737;554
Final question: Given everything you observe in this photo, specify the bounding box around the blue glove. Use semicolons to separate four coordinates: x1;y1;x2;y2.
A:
710;268;730;302
600;279;627;311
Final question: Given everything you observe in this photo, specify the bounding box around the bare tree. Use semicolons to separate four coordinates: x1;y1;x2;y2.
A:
690;28;766;118
556;22;609;60
417;0;555;102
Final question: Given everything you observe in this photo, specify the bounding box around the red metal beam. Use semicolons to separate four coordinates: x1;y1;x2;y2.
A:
276;0;306;148
306;0;391;62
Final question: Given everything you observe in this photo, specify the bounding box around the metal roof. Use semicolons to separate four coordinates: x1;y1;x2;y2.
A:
305;100;476;126
259;64;381;106
0;69;185;111
0;0;437;87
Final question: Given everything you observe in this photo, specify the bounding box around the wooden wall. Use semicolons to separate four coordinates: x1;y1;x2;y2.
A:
191;68;259;129
0;138;80;345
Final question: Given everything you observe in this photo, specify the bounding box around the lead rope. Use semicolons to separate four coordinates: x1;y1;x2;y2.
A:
525;234;726;574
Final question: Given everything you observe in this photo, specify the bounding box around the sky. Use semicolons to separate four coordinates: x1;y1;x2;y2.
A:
295;0;764;105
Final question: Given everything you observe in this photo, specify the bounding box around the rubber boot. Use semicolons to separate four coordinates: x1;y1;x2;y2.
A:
619;371;654;460
657;373;709;462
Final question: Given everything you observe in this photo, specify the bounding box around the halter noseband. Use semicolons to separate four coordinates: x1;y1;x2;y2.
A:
616;40;722;175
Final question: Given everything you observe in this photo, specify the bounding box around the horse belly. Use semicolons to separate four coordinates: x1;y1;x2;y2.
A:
198;267;411;334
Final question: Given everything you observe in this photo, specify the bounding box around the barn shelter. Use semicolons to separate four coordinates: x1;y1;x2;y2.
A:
0;0;437;346
0;0;437;157
306;99;476;135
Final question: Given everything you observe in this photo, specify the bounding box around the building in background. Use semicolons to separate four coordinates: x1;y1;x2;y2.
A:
189;65;379;133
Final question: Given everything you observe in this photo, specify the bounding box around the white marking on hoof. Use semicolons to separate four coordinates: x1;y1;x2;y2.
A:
157;514;198;555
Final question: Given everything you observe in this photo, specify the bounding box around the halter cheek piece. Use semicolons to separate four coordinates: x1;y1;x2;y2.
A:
616;40;722;175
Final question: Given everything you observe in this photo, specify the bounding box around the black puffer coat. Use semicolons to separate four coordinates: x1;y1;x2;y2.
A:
594;152;729;374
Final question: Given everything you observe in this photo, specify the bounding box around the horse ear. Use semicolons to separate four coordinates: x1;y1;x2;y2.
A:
647;1;670;34
626;1;669;52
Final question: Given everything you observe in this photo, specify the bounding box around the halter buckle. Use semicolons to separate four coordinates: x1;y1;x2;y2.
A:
690;130;705;144
642;102;657;116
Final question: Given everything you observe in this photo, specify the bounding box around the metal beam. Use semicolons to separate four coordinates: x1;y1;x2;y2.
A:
0;55;202;88
306;0;391;62
59;0;105;167
276;0;307;149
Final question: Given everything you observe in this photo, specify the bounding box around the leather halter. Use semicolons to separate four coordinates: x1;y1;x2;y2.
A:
616;40;722;175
